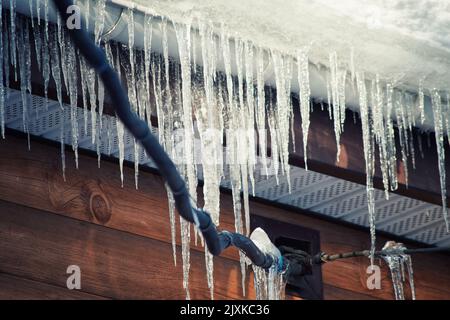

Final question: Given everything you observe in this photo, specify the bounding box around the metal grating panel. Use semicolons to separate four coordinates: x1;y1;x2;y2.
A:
2;88;450;247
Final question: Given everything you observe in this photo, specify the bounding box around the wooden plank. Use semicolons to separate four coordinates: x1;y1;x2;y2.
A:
0;200;254;299
1;136;450;299
0;273;108;300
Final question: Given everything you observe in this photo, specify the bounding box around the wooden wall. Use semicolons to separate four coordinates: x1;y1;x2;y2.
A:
0;135;449;300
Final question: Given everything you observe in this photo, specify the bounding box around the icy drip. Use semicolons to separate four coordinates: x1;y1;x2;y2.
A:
252;264;287;300
3;11;10;96
17;18;31;139
66;38;79;168
126;9;139;188
329;52;342;160
297;49;311;170
0;4;4;139
431;90;449;232
372;75;390;199
445;95;450;147
244;41;256;197
394;91;410;187
33;18;42;72
271;51;292;189
197;22;225;300
174;22;197;299
94;0;106;45
79;57;89;132
160;19;178;267
356;72;376;266
255;48;268;176
143;14;153;125
381;241;416;300
9;0;17;77
116;116;125;187
219;28;248;296
97;76;105;166
385;82;398;191
235;38;251;236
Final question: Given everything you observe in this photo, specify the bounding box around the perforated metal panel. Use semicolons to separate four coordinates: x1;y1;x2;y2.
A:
2;88;450;247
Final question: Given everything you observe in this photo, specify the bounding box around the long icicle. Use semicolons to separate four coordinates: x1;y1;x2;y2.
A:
297;49;311;170
431;90;449;232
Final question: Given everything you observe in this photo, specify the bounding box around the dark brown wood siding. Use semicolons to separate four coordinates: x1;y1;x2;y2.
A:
0;135;449;299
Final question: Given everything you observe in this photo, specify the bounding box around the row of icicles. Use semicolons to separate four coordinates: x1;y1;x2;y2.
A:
0;2;449;299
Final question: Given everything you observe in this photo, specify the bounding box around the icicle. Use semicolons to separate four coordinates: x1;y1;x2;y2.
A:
395;91;410;187
49;26;63;109
244;42;256;196
297;49;311;170
252;263;287;300
197;24;223;300
381;241;416;300
0;3;4;139
166;186;177;266
98;75;105;128
59;26;69;93
144;14;153;124
329;52;347;160
372;74;389;199
356;72;376;266
3;11;10;97
33;18;42;71
418;81;426;125
60;108;66;181
174;22;196;299
42;25;50;105
385;81;398;191
431;90;449;231
271;51;292;188
79;57;89;132
219;27;248;296
9;0;17;77
94;0;106;45
44;0;49;42
66;38;79;168
256;48;268;176
116;117;125;187
180;215;191;300
17;18;31;138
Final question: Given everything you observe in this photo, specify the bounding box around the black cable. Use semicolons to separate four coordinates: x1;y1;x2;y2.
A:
51;0;276;270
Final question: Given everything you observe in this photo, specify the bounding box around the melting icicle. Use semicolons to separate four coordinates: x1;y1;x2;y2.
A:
0;4;4;139
418;81;426;125
174;22;196;299
372;75;390;199
116;117;125;187
252;264;287;300
381;241;416;300
94;0;106;45
385;81;398;192
271;51;292;189
166;186;177;266
356;72;376;266
60;108;66;181
9;0;17;78
329;52;347;160
41;29;50;106
17;18;31;140
49;26;63;109
255;48;268;176
79;57;89;132
297;49;311;170
431;90;449;232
